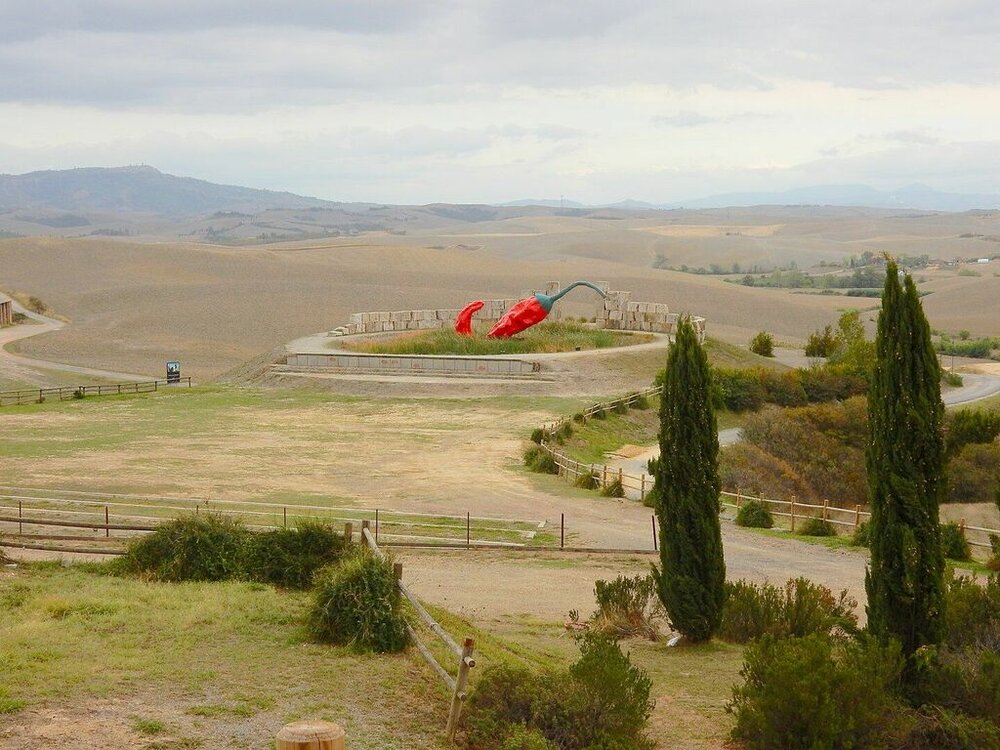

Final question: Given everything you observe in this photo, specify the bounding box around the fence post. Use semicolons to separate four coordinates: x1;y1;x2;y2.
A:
344;522;353;543
959;518;966;540
640;474;646;503
737;490;742;508
283;507;287;528
393;562;403;605
602;465;608;487
445;638;476;740
854;505;861;530
651;515;658;551
375;509;379;543
18;500;22;535
105;506;110;538
822;499;829;522
790;496;796;532
466;512;471;549
560;513;565;549
617;467;623;486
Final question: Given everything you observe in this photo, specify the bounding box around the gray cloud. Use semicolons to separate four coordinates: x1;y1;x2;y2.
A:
1;2;998;110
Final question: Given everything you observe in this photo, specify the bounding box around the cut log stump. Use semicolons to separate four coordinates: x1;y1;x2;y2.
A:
276;720;346;750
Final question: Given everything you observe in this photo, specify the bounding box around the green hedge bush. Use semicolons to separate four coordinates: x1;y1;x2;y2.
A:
591;574;661;640
241;522;349;589
798;517;836;537
735;500;774;529
941;522;972;561
309;549;408;653
116;514;248;582
718;577;858;643
464;632;653;750
727;634;904;750
524;445;559;475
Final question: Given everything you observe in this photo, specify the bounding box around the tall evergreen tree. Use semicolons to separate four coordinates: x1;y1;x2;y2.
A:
652;316;725;642
865;259;946;656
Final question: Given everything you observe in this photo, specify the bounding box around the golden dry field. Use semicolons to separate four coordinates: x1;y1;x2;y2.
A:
3;206;996;383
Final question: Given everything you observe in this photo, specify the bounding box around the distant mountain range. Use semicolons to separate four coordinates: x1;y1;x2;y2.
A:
2;167;999;223
0;165;336;215
508;184;1000;213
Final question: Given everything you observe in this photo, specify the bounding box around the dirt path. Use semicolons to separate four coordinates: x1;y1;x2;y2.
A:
0;303;151;385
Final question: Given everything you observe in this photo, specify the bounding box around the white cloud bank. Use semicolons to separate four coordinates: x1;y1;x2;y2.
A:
1;1;999;203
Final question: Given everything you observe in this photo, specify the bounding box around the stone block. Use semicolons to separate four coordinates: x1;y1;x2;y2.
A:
609;310;623;321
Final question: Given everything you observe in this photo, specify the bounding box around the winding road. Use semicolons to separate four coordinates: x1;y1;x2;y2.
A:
0;302;150;386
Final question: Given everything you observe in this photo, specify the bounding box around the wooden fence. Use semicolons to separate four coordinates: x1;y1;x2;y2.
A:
0;378;192;406
361;522;475;739
0;488;541;555
534;387;1000;552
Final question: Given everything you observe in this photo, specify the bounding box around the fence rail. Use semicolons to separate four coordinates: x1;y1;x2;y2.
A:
0;378;192;406
0;488;541;555
361;523;475;740
534;386;1000;553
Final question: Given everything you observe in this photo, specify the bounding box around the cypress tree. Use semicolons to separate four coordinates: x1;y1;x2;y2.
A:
865;259;946;656
652;316;725;642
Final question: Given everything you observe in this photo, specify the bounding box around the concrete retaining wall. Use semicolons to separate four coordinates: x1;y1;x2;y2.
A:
285;352;540;377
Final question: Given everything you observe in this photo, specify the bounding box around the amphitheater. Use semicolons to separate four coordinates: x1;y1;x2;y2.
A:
271;283;706;395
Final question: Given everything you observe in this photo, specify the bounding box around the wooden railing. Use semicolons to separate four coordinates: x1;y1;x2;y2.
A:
0;378;192;406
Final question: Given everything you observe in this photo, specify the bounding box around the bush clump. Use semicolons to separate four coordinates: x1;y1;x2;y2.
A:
727;634;904;750
599;478;626;498
524;445;559;475
941;522;971;561
574;471;601;490
240;522;349;589
943;575;1000;650
735;499;774;529
798;517;836;537
590;574;661;640
309;549;408;653
116;514;248;582
749;331;775;357
630;393;650;410
530;427;545;444
718;577;858;643
852;520;871;548
463;632;654;750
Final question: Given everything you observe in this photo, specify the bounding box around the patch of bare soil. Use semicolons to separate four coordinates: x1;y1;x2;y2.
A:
0;694;276;750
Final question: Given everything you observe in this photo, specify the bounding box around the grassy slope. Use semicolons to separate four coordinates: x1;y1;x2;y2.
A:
0;563;449;750
554;338;771;463
0;562;745;750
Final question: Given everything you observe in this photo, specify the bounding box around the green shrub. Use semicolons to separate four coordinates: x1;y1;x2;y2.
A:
240;522;349;589
309;549;408;653
718;577;858;643
943;575;1000;650
749;331;775;357
599;478;625;498
758;370;808;407
735;500;774;529
805;325;837;358
714;369;767;412
530;427;545;444
463;632;653;750
591;574;661;640
892;706;1000;750
499;724;557;750
524;445;558;475
592;407;607;420
941;522;971;561
631;393;650;410
116;514;248;582
946;442;1000;503
798;517;836;537
727;634;904;750
557;422;573;440
574;471;601;490
612;400;628;415
852;520;871;547
989;535;1000;572
942;371;964;388
572;412;586;424
946;409;1000;455
72;388;85;400
908;647;1000;729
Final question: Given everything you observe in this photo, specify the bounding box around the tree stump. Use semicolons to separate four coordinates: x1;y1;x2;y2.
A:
276;720;346;750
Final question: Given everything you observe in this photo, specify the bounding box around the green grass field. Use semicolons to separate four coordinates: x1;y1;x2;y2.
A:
340;321;652;356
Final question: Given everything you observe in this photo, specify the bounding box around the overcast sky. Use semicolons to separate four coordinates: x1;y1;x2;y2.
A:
2;1;999;204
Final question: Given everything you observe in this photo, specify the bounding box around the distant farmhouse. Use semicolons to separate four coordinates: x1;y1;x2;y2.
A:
0;292;12;326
